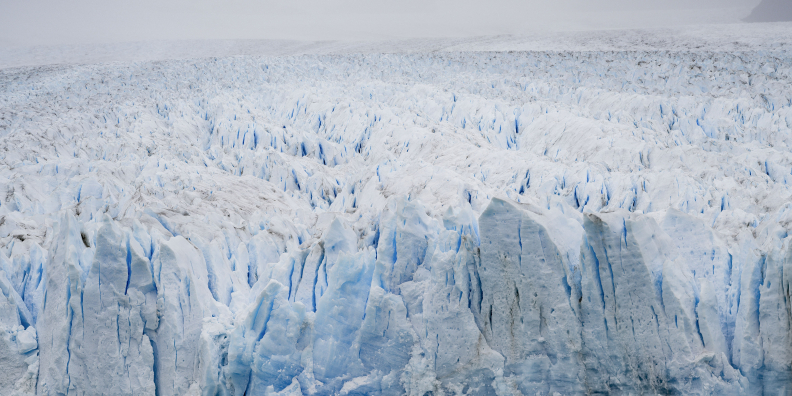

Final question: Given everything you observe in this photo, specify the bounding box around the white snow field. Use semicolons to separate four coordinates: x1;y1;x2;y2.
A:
1;25;792;396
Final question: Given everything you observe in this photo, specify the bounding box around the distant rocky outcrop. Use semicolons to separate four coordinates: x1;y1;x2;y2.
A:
744;0;792;22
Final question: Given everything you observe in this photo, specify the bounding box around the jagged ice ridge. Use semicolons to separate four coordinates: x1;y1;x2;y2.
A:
0;47;791;395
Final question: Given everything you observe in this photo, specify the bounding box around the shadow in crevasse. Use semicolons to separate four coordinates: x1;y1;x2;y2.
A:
744;0;792;22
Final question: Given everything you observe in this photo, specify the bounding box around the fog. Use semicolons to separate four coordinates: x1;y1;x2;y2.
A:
0;0;762;46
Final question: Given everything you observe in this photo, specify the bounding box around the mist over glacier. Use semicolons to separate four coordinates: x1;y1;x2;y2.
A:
0;0;759;46
1;24;792;396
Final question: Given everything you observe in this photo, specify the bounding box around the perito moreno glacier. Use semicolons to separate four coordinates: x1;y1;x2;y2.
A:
1;28;792;396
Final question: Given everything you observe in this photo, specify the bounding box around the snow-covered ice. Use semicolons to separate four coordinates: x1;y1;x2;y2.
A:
0;26;791;395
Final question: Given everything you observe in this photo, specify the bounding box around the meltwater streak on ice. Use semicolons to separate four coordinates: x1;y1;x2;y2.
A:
0;39;791;395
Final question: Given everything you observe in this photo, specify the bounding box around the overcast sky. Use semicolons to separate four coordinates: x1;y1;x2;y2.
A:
0;0;762;46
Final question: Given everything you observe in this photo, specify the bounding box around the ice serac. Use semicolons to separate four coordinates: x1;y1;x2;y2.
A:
475;199;788;394
477;198;583;395
582;213;681;393
37;215;156;395
395;201;503;396
67;217;151;394
580;211;759;394
312;248;376;392
152;234;227;395
759;241;792;394
0;268;38;396
735;230;792;394
227;280;308;395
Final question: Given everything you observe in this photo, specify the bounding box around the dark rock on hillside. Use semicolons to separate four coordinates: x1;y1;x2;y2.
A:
744;0;792;22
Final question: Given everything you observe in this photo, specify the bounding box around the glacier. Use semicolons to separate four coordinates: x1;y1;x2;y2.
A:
0;36;791;395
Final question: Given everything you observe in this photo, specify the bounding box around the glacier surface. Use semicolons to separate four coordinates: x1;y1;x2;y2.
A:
0;37;791;395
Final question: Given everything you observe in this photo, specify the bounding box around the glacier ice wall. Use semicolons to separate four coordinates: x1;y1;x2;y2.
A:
0;50;791;395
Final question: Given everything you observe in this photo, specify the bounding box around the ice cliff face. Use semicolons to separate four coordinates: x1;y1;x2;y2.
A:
0;48;791;395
